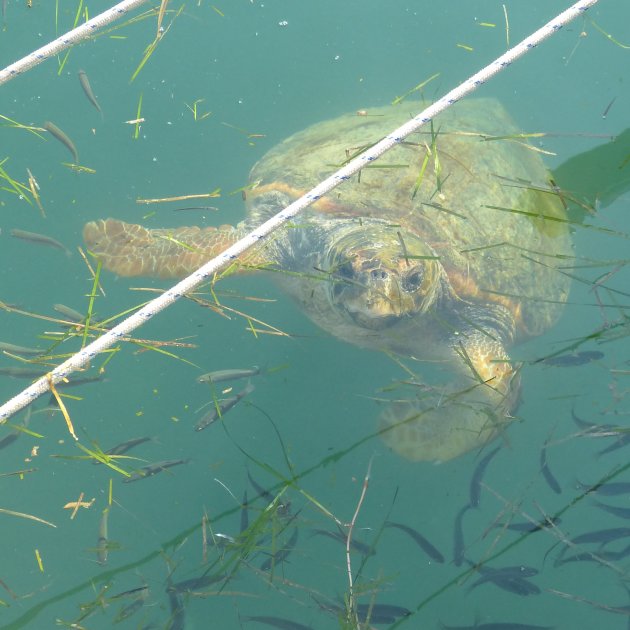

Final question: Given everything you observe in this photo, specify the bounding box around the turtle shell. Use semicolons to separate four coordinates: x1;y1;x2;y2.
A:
247;99;572;339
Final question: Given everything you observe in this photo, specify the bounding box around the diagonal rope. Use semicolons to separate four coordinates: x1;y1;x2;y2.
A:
0;0;150;85
0;0;600;423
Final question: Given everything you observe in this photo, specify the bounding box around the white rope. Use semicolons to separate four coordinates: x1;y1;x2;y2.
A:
0;0;149;85
0;0;599;422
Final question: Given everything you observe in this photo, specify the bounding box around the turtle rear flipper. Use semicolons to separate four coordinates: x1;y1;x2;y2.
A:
379;331;520;462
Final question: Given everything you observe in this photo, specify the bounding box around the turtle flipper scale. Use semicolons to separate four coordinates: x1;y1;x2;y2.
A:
83;219;271;279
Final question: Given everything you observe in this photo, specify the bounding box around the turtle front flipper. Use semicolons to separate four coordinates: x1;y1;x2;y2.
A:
83;219;272;278
379;329;520;463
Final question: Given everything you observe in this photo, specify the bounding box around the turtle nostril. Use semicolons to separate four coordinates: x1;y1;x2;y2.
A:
370;269;389;282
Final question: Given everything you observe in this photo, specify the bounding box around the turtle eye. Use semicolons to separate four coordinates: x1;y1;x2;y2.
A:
335;262;355;280
402;267;424;292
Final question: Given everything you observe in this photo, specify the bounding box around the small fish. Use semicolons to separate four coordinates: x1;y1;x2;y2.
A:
0;342;42;356
53;303;86;322
576;479;630;496
196;366;261;384
467;562;540;596
385;520;444;563
96;507;109;565
43;121;79;163
593;501;630;520
173;206;219;212
167;572;227;594
440;622;553;630
570;526;630;545
453;504;471;566
356;603;411;623
114;595;146;623
10;228;71;256
166;587;186;630
78;70;102;115
0;407;31;450
539;350;604;367
540;442;561;494
310;528;374;556
499;516;561;533
470;574;540;597
241;616;313;630
0;366;48;379
571;408;619;436
597;431;630;457
469;446;501;508
93;436;152;464
247;470;291;516
261;527;299;571
123;458;188;483
602;96;617;119
194;382;254;431
240;489;249;533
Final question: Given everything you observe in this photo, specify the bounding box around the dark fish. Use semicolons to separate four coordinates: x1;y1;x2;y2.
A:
0;366;48;379
570;526;630;545
385;520;444;563
593;500;630;520
241;616;313;630
261;527;299;571
93;436;152;464
440;623;553;630
310;528;374;556
357;602;411;623
10;228;71;256
576;479;630;496
469;574;540;596
467;562;540;596
240;489;249;533
78;69;102;115
555;544;630;566
469;446;501;508
0;406;31;450
123;458;188;483
602;96;617;119
0;342;42;356
110;584;150;600
114;595;145;623
597;431;630;457
571;408;619;436
166;587;185;630
194;382;254;431
453;504;470;566
247;470;291;516
540;442;561;494
500;516;561;533
540;350;604;367
167;573;226;594
43;120;79;163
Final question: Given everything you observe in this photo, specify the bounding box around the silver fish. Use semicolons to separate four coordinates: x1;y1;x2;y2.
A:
196;366;260;384
194;382;254;431
123;458;188;483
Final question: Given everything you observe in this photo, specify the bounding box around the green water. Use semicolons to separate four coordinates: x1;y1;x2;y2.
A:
1;1;630;628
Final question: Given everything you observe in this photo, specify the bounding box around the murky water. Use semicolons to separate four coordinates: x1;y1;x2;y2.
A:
1;1;630;628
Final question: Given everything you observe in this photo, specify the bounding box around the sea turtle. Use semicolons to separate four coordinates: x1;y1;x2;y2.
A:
83;99;573;462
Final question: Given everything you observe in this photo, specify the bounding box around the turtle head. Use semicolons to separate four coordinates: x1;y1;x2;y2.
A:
325;224;445;330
